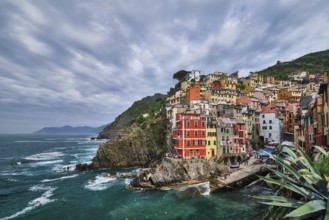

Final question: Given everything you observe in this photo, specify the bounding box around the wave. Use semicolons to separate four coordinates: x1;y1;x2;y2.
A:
41;174;79;183
31;160;64;167
84;174;116;191
53;164;76;173
175;181;211;198
1;170;34;176
24;152;64;161
14;140;54;143
0;185;56;220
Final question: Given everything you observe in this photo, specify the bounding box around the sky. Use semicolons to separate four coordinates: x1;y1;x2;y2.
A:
1;0;329;133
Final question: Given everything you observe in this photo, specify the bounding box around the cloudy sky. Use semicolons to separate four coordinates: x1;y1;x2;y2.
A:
1;0;329;133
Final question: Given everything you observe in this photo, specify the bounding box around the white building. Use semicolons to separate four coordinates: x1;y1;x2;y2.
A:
259;112;282;144
187;70;201;82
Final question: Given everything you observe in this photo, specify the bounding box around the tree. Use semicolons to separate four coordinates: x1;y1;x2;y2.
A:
173;70;189;82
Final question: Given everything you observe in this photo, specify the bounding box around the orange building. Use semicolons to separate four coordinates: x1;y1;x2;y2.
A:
172;112;207;158
187;83;202;103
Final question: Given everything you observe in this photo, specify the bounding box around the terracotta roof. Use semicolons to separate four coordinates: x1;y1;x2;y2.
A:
284;103;297;111
261;105;277;113
236;96;251;105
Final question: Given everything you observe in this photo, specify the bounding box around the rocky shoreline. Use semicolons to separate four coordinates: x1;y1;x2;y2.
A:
100;156;275;193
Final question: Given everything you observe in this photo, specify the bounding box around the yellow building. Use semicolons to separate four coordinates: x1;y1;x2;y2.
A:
206;71;229;84
278;87;302;103
220;78;237;90
243;79;256;88
306;82;316;93
206;126;217;160
250;73;264;84
204;90;237;104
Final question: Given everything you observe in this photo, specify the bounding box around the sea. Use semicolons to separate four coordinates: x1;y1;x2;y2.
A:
0;134;268;220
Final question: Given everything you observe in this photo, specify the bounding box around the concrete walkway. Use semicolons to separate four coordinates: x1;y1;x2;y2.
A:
212;157;274;190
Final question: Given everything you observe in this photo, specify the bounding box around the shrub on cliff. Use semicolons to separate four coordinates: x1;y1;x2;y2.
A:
97;93;166;139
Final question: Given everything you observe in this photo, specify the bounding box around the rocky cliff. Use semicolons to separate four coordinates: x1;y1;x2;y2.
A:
76;93;169;170
97;93;166;139
130;158;230;188
90;116;168;168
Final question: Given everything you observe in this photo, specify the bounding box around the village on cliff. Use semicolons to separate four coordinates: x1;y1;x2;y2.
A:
165;70;328;163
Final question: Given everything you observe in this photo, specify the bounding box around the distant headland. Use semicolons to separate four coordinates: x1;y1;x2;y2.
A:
34;125;107;135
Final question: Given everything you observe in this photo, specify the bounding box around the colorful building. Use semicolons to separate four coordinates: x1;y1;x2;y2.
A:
278;87;302;103
217;118;246;156
206;116;217;160
186;83;202;103
173;112;207;158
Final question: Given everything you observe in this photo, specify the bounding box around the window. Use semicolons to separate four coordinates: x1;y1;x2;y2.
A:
187;121;190;127
202;131;205;136
208;141;210;145
262;114;265;118
194;130;198;136
214;140;216;145
269;133;272;138
263;120;266;124
194;140;198;145
190;150;193;157
222;136;225;141
269;120;272;124
194;121;198;127
202;140;206;145
202;121;205;127
269;126;272;130
187;140;190;146
187;131;190;136
262;126;267;130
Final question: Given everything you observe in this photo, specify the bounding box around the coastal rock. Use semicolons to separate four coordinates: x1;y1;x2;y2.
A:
131;158;229;188
131;157;275;192
89;117;168;169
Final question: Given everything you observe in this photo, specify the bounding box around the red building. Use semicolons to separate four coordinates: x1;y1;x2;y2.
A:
233;122;246;153
172;112;206;158
207;80;221;91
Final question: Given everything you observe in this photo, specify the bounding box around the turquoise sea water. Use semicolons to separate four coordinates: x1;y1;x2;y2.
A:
0;134;267;220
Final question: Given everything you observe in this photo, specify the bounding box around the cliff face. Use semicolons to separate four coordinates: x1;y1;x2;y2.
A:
89;116;168;169
97;93;166;139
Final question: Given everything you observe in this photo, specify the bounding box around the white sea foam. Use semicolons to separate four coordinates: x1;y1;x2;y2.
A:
176;181;211;198
84;174;116;191
7;178;18;182
31;160;63;167
124;178;132;185
0;186;56;220
15;140;48;143
53;164;76;173
1;170;34;176
41;174;78;183
24;152;64;161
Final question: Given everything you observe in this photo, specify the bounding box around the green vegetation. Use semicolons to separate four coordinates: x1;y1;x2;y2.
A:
257;49;329;80
253;145;329;219
97;93;166;139
316;157;329;177
173;70;189;82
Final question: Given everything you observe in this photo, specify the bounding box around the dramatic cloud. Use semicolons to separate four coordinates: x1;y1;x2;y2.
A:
1;0;329;133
